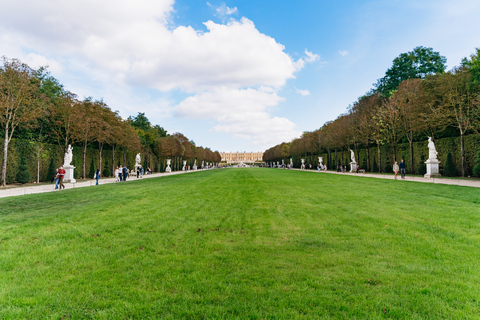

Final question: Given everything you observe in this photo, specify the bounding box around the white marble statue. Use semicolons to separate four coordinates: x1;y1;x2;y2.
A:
290;158;293;165
63;145;73;166
350;149;356;163
427;137;438;160
424;137;441;178
63;144;76;183
166;159;172;173
135;153;141;167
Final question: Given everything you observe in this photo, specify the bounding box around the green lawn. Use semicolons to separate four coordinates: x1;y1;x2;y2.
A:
1;168;479;319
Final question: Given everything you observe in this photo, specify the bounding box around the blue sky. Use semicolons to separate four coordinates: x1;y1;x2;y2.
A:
1;0;479;152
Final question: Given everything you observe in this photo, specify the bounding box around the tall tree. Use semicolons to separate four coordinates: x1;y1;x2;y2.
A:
351;93;382;171
374;46;446;97
73;98;98;179
48;90;80;153
425;69;480;176
0;57;44;186
461;48;480;87
394;79;427;173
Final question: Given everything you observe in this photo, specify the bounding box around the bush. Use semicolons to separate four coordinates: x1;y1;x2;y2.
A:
103;160;111;177
361;158;367;170
16;154;31;184
443;152;456;177
417;155;427;175
89;158;96;179
46;156;57;182
371;158;378;172
472;149;480;177
384;164;393;173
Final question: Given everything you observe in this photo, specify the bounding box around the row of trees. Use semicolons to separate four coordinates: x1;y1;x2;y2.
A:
0;57;221;186
264;46;480;177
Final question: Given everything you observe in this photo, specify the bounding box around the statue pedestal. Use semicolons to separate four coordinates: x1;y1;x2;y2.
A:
350;162;358;173
424;159;441;178
64;165;76;183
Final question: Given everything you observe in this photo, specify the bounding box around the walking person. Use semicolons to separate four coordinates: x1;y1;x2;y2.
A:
54;168;60;190
393;161;399;180
114;166;120;182
58;165;66;189
399;159;406;179
95;168;100;185
122;166;128;181
118;165;123;181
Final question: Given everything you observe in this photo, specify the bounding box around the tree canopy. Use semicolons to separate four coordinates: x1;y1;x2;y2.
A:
374;46;447;97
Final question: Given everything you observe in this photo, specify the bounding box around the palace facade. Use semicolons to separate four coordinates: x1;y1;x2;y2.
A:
220;151;264;164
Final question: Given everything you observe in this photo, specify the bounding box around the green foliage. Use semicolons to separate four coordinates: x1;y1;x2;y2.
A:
472;149;480;177
375;46;447;96
103;160;111;177
89;158;96;179
384;163;393;173
46;155;56;182
15;154;31;184
417;155;427;175
128;112;151;132
443;153;457;177
361;157;367;170
461;47;480;87
371;157;378;172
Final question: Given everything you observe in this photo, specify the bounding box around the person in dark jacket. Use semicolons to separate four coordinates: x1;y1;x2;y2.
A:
95;168;100;185
399;159;406;179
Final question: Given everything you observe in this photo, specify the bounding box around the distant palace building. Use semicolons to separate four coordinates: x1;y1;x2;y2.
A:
220;151;264;164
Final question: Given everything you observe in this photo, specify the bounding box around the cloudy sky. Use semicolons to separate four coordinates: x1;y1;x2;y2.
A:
1;0;479;152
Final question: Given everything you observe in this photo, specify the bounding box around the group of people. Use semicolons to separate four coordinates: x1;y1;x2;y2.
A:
114;166;131;182
114;166;152;182
393;159;407;180
53;166;66;190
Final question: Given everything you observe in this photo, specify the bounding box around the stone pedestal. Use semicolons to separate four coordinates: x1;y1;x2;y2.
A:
63;165;76;183
350;162;357;173
424;159;441;178
166;159;172;173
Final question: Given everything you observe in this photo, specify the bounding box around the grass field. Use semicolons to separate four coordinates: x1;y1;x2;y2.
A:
1;168;479;319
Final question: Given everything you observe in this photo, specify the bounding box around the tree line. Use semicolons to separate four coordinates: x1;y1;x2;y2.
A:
0;56;221;186
264;46;480;177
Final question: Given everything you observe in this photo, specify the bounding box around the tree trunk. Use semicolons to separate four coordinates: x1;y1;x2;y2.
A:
334;149;337;168
1;129;10;187
460;132;465;177
82;144;87;179
366;146;370;172
327;150;331;169
392;141;397;162
377;141;381;173
112;145;116;175
98;143;103;173
409;139;414;174
36;148;40;184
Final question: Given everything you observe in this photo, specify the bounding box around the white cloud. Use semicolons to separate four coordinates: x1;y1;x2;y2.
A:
305;49;320;62
0;0;308;150
208;2;238;20
296;89;311;96
339;50;349;56
24;53;64;75
175;87;301;148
